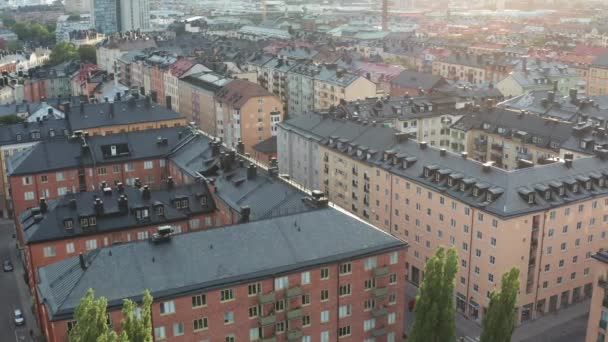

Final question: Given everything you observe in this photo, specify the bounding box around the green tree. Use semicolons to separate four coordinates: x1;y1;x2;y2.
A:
69;289;111;342
480;267;521;342
6;40;23;51
1;14;15;28
69;289;153;342
121;290;153;342
48;41;78;65
409;247;459;342
78;45;97;64
0;115;24;125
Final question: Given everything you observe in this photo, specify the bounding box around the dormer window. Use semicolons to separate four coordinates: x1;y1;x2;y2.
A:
544;190;551;201
572;184;579;193
448;178;454;187
559;186;565;196
155;205;164;215
600;178;605;187
585;181;591;191
175;197;189;209
49;129;55;137
31;131;40;139
473;187;479;197
89;216;96;227
435;173;441;182
460;182;466;192
136;207;150;220
424;168;431;177
200;195;207;205
16;133;21;141
64;219;73;230
80;217;89;227
528;193;535;204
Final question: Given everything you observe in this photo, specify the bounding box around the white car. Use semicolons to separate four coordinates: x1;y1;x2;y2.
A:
13;309;24;326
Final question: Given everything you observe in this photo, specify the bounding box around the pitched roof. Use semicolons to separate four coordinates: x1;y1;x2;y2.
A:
592;52;608;68
214;79;274;109
391;70;445;90
65;98;184;131
169;59;196;77
37;208;405;320
7;126;194;176
252;135;277;153
20;183;215;244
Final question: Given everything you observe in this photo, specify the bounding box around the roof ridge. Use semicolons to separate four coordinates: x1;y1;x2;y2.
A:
56;250;100;312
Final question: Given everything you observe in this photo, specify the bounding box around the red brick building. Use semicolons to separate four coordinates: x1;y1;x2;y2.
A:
36;208;407;342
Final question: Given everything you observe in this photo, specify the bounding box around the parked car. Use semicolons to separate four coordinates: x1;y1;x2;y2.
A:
2;258;12;272
13;309;24;326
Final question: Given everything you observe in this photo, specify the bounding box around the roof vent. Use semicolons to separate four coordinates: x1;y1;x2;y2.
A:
461;152;468;159
482;161;494;172
439;148;447;156
142;185;151;199
79;253;88;269
103;187;112;195
419;141;428;149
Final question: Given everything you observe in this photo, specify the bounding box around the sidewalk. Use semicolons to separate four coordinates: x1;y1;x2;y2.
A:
511;299;590;342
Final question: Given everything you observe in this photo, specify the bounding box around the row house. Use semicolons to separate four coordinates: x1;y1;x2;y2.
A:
18;181;216;317
36;208;407;342
214;79;283;156
7;126;191;218
279;114;608;325
177;71;232;136
163;59;204;113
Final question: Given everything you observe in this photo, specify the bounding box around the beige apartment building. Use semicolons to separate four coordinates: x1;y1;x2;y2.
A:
214;79;283;155
585;251;608;342
588;53;608;96
313;73;377;111
284;115;608;325
178;72;232;135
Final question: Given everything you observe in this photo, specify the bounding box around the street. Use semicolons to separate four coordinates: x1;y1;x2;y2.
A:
518;314;587;342
0;220;38;342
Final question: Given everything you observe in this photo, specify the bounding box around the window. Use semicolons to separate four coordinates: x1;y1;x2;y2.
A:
302;294;311;305
390;251;398;264
388;312;396;324
364;298;375;310
321;289;329;301
301;271;311;285
43;246;56;257
321;331;330;342
248;283;261;296
125;163;134;172
321;267;329;279
192;294;206;308
364;256;377;270
144;161;153;169
489;274;494;282
24;191;35;200
154;326;166;340
85;239;97;250
275;276;289;290
275;299;285;312
220;289;234;302
339;284;351;296
320;310;330;323
249;327;259;341
193;317;208;331
137;231;149;240
364;278;376;290
363;318;375;332
489;256;496;264
224;311;234;324
340;262;352;274
66;243;75;254
97;167;107;175
226;335;235;342
389;293;397;304
389;273;397;284
56;172;65;181
160;301;175;315
173;322;184;336
41;175;48;183
248;305;259;318
339;325;351;337
339;304;352;318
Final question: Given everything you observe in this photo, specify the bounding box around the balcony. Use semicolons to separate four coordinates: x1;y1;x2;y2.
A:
600;320;608;330
372;307;388;317
259;314;276;326
373;287;388;298
372;327;388;337
373;266;390;277
258;292;276;304
287;308;303;320
603;297;608;308
287;286;302;298
287;330;303;341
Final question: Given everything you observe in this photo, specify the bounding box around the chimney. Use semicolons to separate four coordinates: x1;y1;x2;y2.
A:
240;206;251;223
461;152;468;159
104;97;109;103
269;157;277;167
118;194;128;213
109;102;114;117
564;158;573;168
134;178;142;188
569;88;578;104
63;102;71;114
79;253;87;270
69;197;77;209
150;91;157;103
439;148;446;156
167;176;174;189
236;140;244;154
211;141;220;156
247;163;257;179
39;198;47;213
145;95;151;107
165;95;172;110
116;92;121;102
142;185;151;199
547;91;555;103
419;141;428;149
94;198;104;216
116;182;124;193
47;107;53;116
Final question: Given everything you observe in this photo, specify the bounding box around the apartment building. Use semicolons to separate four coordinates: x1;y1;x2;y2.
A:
450;108;573;170
589;53;608;96
280;115;608;324
36;208;407;342
248;55;297;106
96;34;157;73
24;61;80;102
585;251;608;342
314;66;377;112
18;182;216;311
214;79;283;155
177;71;232;136
7;126;191;217
432;53;515;85
163;59;196;112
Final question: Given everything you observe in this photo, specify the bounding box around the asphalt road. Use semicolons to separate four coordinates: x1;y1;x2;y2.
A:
0;221;36;342
519;314;587;342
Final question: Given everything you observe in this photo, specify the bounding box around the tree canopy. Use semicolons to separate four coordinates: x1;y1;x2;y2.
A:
480;267;521;342
409;247;459;342
48;42;78;65
78;45;97;64
69;289;153;342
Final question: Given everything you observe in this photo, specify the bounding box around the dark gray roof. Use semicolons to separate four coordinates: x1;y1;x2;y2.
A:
65;98;183;131
390;70;445;90
8;126;194;176
20;183;215;243
37;208;405;321
592;52;608;68
0;119;68;146
252;136;277;153
286;113;608;218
